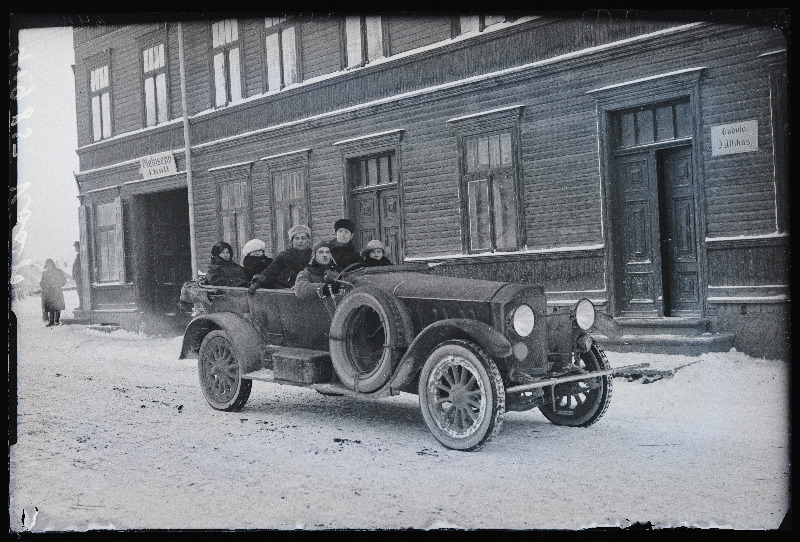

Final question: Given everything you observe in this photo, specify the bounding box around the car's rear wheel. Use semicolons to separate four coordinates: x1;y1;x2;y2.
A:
198;330;252;411
328;286;412;392
418;340;505;451
539;341;612;427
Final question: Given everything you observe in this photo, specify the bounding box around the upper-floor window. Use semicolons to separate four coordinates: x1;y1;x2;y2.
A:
344;15;386;68
90;64;111;141
264;16;299;91
142;43;168;126
457;14;508;35
211;19;242;107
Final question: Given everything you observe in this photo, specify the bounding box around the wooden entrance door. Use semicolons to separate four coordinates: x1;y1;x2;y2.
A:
658;147;701;316
614;151;663;317
352;187;400;263
147;189;192;314
613;147;701;317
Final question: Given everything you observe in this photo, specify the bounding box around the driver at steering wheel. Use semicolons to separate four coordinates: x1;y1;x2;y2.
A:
294;241;344;300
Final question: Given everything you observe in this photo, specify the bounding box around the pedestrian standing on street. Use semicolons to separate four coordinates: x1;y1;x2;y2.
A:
326;218;362;269
241;238;273;280
40;258;66;327
72;241;83;310
248;225;313;292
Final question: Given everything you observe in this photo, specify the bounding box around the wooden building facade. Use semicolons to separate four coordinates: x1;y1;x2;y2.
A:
72;13;789;358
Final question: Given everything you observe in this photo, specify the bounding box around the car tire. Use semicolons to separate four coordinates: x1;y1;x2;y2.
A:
198;330;252;411
539;341;612;427
418;340;505;451
328;285;412;392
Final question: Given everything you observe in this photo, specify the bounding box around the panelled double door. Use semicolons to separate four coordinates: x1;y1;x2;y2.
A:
613;145;702;317
351;188;401;264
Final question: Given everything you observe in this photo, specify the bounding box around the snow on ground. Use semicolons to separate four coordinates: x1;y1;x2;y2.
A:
9;291;791;530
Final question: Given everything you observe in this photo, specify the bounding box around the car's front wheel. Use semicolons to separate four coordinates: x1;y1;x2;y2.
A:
539;341;612;427
198;330;252;411
418;340;505;451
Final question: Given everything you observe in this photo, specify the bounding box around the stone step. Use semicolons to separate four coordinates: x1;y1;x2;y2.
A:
595;332;735;356
612;317;712;337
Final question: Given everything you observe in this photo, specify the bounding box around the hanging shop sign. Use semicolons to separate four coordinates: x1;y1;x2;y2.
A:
139;151;177;179
710;120;758;156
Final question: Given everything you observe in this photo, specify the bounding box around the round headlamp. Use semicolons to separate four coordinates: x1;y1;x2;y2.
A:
511;304;535;337
574;299;596;330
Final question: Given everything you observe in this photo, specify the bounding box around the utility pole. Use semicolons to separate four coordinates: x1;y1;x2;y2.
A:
177;21;198;277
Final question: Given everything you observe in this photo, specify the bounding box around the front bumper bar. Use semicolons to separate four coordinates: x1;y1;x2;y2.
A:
505;362;650;394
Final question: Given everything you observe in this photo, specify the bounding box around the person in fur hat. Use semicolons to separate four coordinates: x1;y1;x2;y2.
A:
249;225;312;292
294;240;343;300
326;218;362;269
241;238;272;280
40;258;66;326
206;241;250;287
360;239;394;267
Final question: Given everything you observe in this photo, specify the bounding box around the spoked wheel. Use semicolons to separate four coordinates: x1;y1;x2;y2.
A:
418;340;505;451
539;341;612;427
198;330;252;411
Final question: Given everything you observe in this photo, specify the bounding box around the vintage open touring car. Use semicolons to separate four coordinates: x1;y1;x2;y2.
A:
180;263;645;451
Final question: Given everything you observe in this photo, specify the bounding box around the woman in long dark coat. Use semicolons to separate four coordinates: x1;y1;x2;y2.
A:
40;258;66;326
206;241;250;287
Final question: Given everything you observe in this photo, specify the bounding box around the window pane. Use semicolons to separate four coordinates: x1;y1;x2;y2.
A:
499;132;512;165
228;48;241;101
675;101;692;138
222;215;233;246
365;16;383;61
144;76;156;127
488;134;501;168
274;208;285;251
345;16;362;68
96;202;116;226
236;212;248;256
477;136;489;168
91;69;98;92
229;19;238;43
213;53;226;106
143;49;151;73
91;95;102;141
465;137;477;172
620;112;635;147
655;105;674;141
156;44;164;69
379;155;391;184
460;15;480;33
636;109;654;144
101;66;108;88
156;73;168;123
468;179;491;251
101;92;111;138
492;171;518;250
265;32;281;91
367;158;378;186
212;21;221;48
484;15;506;28
281;26;298;85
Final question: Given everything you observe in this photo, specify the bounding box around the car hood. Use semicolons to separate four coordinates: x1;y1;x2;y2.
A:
350;270;518;304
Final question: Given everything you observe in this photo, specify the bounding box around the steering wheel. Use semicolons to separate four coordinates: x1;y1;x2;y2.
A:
333;262;366;292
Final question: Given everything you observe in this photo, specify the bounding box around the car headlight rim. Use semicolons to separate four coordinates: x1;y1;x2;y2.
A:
511;304;535;337
574;299;596;330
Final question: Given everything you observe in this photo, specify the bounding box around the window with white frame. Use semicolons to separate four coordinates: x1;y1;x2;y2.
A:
211;19;242;107
90;64;111;141
264;16;299;91
344;15;385;68
219;178;251;257
142;43;168;126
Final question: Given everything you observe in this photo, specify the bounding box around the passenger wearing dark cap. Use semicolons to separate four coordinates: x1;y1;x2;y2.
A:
326;218;362;269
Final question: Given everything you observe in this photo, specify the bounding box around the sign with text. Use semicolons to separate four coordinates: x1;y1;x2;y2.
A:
710;120;758;156
139;151;177;179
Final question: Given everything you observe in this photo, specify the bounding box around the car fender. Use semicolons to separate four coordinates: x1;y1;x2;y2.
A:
383;318;513;394
179;313;263;374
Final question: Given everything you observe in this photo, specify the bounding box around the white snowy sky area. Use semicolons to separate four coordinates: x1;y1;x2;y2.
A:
13;27;79;274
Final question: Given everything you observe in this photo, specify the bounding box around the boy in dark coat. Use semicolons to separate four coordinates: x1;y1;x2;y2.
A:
294;241;343;300
249;225;313;292
206;241;250;287
326;218;362;269
360;239;394;267
241;238;273;280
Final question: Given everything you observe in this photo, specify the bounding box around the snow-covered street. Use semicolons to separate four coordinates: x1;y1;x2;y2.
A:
9;291;791;530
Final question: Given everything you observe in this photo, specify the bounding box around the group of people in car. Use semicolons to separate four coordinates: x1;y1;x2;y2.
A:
205;218;393;299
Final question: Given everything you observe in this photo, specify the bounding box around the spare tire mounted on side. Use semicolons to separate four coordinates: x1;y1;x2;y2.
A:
328;286;413;392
